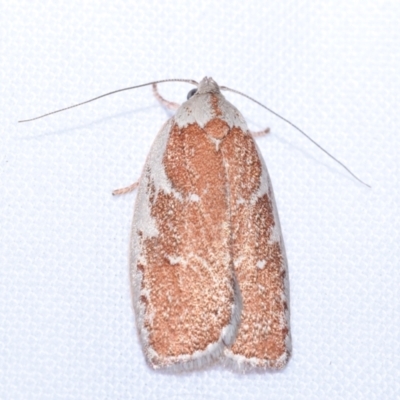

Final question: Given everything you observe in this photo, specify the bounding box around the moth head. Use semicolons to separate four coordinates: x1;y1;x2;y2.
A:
196;77;221;95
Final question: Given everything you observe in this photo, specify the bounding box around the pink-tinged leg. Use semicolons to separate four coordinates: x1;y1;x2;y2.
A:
250;126;270;137
112;181;139;196
152;84;180;111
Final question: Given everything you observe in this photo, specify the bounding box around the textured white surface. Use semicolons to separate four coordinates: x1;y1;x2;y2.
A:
1;1;399;399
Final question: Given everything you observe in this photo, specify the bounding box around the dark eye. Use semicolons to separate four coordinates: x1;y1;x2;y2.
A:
187;88;197;99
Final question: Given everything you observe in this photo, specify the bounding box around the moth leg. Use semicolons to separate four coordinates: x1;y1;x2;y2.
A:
250;127;270;137
112;181;139;196
152;83;180;111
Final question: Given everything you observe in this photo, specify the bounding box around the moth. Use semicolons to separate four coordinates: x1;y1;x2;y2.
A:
129;77;290;371
20;75;368;373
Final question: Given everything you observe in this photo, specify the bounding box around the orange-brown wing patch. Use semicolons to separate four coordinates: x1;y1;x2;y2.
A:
221;127;291;370
134;122;239;370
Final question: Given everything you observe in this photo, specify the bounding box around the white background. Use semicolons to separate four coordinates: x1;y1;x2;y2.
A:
1;1;399;399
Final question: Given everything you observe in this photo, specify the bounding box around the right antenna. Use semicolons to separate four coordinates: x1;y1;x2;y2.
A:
221;86;371;188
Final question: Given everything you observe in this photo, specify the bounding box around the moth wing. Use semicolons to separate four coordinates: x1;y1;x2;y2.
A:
131;120;241;371
221;127;291;370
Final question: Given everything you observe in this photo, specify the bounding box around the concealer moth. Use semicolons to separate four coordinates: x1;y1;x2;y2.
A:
20;76;369;373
